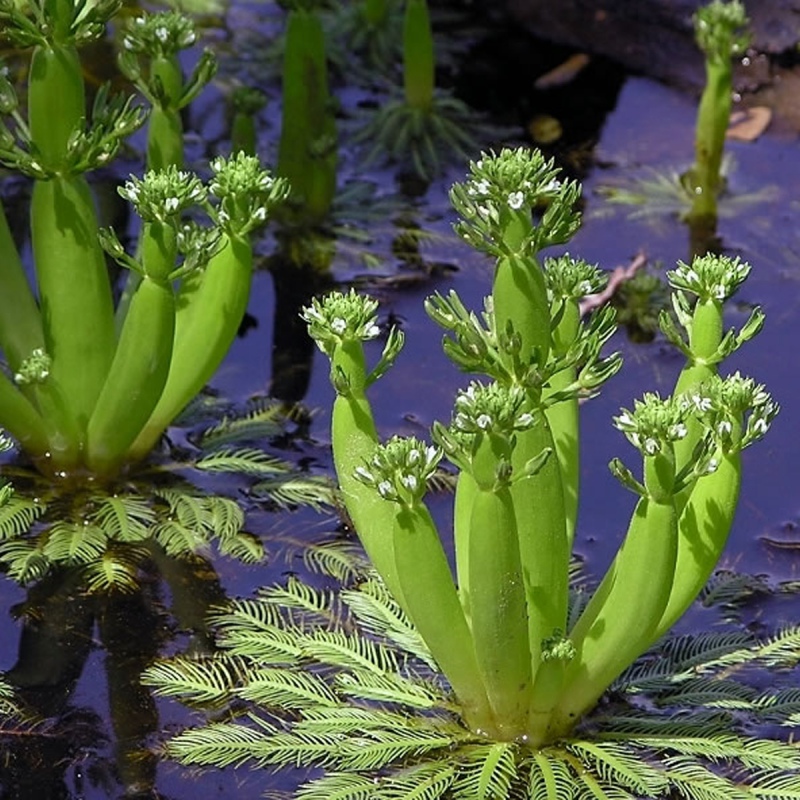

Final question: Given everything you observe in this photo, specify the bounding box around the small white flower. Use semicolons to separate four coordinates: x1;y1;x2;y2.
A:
717;420;733;436
706;458;719;474
670;423;688;440
254;207;267;221
155;26;169;42
354;466;374;482
377;480;393;498
753;418;769;435
165;196;179;212
692;394;712;412
364;323;380;339
507;191;525;210
643;438;659;455
517;412;533;428
401;474;418;491
476;414;492;430
331;317;347;335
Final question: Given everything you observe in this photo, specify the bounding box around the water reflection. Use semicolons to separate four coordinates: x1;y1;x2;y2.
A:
2;548;227;799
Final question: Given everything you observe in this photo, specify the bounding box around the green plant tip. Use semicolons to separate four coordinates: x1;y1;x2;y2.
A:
613;393;691;457
694;0;751;63
451;381;534;438
121;12;198;56
302;290;382;355
668;253;750;302
544;254;606;300
354;435;441;507
118;166;206;222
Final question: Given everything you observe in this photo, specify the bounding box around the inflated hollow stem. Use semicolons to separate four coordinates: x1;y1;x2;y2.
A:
147;51;185;172
325;339;407;610
672;295;722;510
403;0;435;112
688;43;733;220
128;230;252;461
651;444;740;644
494;250;569;683
543;290;581;547
549;450;679;738
86;221;178;475
466;437;532;740
277;8;337;226
391;501;494;735
28;41;116;462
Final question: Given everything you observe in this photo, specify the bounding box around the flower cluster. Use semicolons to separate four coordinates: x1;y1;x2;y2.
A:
302;290;382;356
694;0;750;64
118;166;206;223
354;436;441;507
686;372;778;452
613;393;690;457
121;12;198;57
450;147;581;257
208;153;289;235
14;348;51;386
544;254;607;301
452;381;534;438
667;253;750;304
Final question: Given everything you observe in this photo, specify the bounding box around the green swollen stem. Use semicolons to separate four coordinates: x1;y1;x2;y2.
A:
0;374;50;458
452;469;478;624
689;57;732;220
512;415;569;677
651;447;741;643
403;0;435;112
364;0;390;26
326;340;407;610
147;54;185;171
31;175;116;453
28;43;84;169
672;296;723;508
467;483;531;740
0;203;45;378
553;483;678;734
86;223;178;474
277;8;337;226
392;504;493;733
544;296;582;546
129;232;253;460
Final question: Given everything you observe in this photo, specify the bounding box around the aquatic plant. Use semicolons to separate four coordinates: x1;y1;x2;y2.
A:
117;10;217;172
145;148;794;797
354;0;479;180
276;1;338;228
683;0;751;223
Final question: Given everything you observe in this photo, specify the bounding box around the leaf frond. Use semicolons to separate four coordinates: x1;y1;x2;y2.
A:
167;720;277;768
0;495;45;540
239;667;339;709
252;473;337;511
195;447;292;477
197;399;288;449
89;493;155;542
335;669;446;710
142;655;243;708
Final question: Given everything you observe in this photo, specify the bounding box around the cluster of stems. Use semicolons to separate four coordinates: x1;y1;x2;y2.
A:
0;0;288;479
304;147;775;745
685;0;751;222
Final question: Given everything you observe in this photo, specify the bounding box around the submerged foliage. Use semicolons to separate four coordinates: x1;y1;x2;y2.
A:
0;398;334;591
145;546;800;799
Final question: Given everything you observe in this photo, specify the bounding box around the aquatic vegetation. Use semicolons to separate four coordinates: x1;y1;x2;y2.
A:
0;0;289;478
276;1;338;229
144;148;795;797
0;397;334;590
117;10;217;172
354;0;480;180
683;0;750;223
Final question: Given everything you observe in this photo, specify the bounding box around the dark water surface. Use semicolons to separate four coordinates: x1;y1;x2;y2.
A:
2;8;800;798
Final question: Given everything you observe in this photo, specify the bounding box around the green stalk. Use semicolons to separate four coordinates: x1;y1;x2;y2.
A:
544;295;581;546
30;174;116;452
128;231;251;461
651;448;740;642
552;446;679;735
0;374;50;458
147;54;184;171
364;0;390;26
452;469;478;622
467;481;531;739
277;8;337;226
403;0;435;112
672;296;722;510
551;491;678;736
86;223;177;474
392;503;493;733
0;202;45;377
